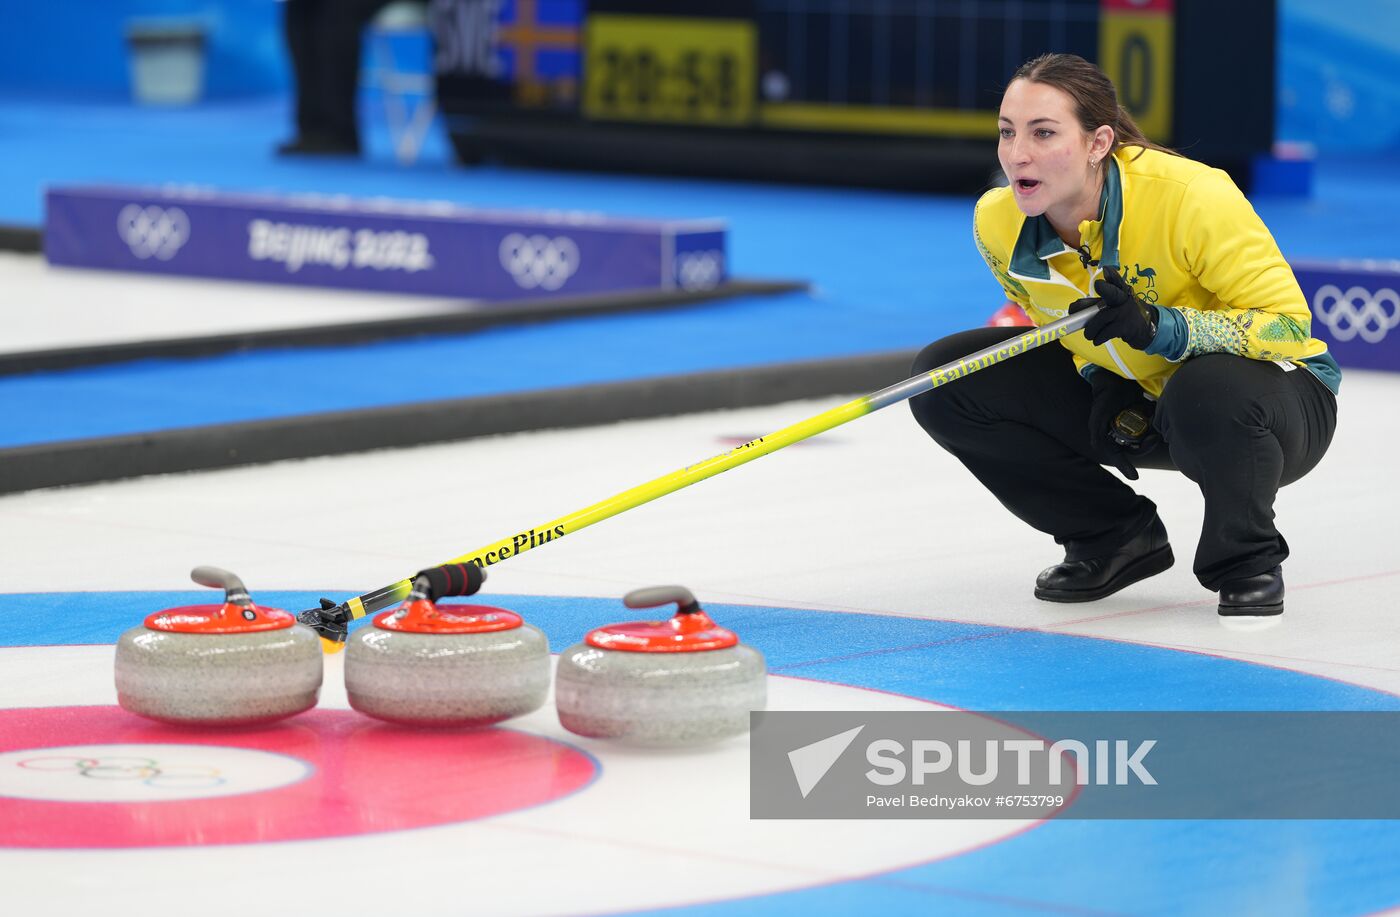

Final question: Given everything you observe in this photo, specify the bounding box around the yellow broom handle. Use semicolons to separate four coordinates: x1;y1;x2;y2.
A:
343;310;1095;622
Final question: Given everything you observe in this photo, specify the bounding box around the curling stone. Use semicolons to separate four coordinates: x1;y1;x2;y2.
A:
344;564;550;727
555;586;766;747
115;567;323;725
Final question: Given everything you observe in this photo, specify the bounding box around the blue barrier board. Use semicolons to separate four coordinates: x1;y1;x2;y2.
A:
44;185;727;300
1297;260;1400;372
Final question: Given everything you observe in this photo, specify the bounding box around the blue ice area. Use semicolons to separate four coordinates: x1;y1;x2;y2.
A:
2;93;1399;448
0;291;916;448
0;94;978;445
2;590;1394;712
3;589;1399;916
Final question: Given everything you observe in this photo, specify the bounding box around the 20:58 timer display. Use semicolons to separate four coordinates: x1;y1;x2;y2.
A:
583;15;756;126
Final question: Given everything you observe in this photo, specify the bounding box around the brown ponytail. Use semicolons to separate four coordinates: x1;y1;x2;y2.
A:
1010;53;1178;160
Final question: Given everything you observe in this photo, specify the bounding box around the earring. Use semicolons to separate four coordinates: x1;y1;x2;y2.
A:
1090;158;1099;170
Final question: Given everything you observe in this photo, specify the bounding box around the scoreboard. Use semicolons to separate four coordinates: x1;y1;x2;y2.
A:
584;13;757;127
432;0;1272;192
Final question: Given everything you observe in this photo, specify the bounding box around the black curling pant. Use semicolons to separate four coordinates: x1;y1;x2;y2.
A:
284;0;394;146
907;327;1338;591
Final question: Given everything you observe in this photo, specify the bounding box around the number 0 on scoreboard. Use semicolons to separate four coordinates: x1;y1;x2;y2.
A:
1098;1;1174;141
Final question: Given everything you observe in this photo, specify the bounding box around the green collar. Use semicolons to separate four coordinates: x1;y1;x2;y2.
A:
1007;155;1123;280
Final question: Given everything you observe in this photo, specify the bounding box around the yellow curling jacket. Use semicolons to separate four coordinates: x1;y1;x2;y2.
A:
973;146;1340;397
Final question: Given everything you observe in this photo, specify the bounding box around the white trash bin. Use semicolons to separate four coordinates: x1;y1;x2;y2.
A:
126;18;207;106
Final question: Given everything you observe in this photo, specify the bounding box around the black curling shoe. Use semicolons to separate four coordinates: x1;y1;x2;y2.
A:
1217;565;1285;617
276;134;361;157
1034;517;1174;603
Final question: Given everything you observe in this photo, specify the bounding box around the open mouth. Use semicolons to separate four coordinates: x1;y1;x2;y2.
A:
1015;178;1042;194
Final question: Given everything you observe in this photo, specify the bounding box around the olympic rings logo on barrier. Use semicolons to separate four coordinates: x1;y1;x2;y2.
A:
17;755;226;790
116;204;190;261
1313;283;1400;344
676;249;725;291
499;233;580;291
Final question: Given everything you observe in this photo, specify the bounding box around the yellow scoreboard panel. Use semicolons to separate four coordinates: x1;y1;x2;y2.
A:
1098;4;1175;141
583;15;757;126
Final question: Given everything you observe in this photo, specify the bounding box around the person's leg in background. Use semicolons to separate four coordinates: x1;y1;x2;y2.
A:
279;0;397;155
280;0;326;152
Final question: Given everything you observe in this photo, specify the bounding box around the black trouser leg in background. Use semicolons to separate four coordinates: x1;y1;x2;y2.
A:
1155;353;1337;590
908;327;1160;563
283;0;320;140
284;0;394;147
908;327;1337;592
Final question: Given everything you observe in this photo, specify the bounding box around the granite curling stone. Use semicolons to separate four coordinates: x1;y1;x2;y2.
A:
555;585;767;747
345;564;550;727
115;566;323;725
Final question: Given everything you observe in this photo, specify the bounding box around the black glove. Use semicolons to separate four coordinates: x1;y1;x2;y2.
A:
1070;266;1158;350
1086;369;1159;481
